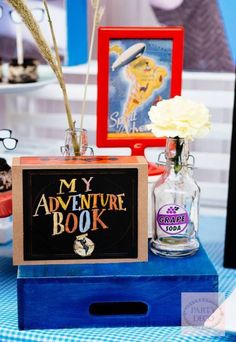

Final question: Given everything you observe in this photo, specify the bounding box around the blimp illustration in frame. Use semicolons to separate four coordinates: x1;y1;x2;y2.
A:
112;43;146;71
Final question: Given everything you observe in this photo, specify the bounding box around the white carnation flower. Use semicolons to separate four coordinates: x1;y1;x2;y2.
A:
148;96;211;140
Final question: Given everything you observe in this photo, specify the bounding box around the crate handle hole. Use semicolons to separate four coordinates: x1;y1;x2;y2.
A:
89;301;148;316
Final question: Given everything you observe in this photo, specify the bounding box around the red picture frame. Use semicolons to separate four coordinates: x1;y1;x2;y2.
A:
96;26;184;156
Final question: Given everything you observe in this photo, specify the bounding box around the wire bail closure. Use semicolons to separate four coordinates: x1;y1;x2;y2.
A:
157;152;195;169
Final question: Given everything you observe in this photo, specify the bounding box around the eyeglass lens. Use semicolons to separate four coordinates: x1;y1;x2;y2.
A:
0;6;3;19
2;138;18;150
0;129;12;139
10;8;44;24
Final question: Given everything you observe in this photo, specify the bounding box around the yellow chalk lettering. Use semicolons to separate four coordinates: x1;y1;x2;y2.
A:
117;193;126;211
57;196;72;211
80;194;91;209
57;179;77;195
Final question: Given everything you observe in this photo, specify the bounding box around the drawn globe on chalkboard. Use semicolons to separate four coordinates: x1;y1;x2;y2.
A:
73;234;95;257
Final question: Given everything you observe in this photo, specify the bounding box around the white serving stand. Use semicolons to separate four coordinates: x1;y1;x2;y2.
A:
0;66;56;244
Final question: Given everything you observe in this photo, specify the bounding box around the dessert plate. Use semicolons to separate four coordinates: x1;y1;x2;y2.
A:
0;64;56;94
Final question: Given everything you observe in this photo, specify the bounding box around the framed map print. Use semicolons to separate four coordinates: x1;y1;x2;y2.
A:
96;27;184;155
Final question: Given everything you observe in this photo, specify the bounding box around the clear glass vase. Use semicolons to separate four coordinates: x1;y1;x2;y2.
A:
150;137;200;257
60;127;94;157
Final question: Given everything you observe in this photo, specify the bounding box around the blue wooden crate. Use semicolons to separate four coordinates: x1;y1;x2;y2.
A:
17;244;218;330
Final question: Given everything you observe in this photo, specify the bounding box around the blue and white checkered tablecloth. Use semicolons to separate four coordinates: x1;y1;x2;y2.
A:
0;215;236;342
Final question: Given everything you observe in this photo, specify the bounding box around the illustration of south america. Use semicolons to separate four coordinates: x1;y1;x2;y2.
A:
110;42;168;133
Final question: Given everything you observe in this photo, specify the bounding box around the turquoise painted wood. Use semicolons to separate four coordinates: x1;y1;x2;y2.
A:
66;0;87;65
17;244;218;330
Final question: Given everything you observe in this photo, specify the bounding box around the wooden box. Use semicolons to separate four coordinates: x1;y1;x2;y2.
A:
17;245;218;330
12;156;148;265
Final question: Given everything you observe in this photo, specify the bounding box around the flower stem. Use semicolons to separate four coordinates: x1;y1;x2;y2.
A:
171;136;184;174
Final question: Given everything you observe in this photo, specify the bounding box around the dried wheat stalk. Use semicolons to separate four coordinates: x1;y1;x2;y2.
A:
43;0;79;154
7;0;79;153
79;0;104;147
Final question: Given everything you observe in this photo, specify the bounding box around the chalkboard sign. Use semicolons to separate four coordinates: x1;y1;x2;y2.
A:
224;74;236;269
13;156;148;265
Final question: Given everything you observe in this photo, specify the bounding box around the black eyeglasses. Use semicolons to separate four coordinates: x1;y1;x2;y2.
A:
0;129;12;139
0;129;18;150
0;137;18;150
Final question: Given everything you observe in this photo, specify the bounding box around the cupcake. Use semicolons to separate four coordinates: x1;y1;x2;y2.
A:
8;58;39;83
0;158;12;192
